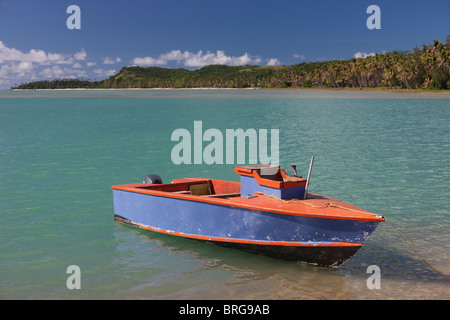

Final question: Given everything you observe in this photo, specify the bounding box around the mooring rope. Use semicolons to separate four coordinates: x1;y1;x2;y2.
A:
384;216;449;280
250;191;450;280
252;191;378;216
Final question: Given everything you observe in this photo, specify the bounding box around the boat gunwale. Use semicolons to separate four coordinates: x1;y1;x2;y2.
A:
111;179;384;222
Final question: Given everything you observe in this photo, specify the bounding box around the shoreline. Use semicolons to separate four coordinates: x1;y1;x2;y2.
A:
3;87;449;100
8;87;450;95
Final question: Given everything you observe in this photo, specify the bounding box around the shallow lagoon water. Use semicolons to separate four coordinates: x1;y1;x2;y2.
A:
0;89;449;299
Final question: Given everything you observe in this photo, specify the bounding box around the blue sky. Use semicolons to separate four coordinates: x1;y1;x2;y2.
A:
0;0;449;89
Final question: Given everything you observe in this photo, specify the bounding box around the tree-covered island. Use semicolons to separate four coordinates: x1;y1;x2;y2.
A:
12;38;450;90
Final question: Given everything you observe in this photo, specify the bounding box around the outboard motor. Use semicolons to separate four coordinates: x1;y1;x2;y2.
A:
143;174;163;184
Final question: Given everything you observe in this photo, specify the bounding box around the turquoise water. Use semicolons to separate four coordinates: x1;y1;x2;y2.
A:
0;89;449;299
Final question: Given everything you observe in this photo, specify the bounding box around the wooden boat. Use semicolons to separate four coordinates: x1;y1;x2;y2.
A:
112;162;384;268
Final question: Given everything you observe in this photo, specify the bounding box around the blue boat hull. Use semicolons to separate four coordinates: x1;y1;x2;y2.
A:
113;189;380;267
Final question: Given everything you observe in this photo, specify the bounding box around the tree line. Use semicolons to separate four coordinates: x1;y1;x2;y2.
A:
12;78;100;90
12;38;450;90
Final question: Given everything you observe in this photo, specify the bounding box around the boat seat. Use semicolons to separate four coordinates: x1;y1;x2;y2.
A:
238;165;284;182
189;182;212;196
260;172;283;181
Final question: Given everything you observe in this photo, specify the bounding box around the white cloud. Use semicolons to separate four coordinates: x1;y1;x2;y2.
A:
293;53;306;60
132;56;167;66
0;41;78;65
353;51;376;59
103;57;122;64
40;66;87;79
132;50;264;67
0;41;92;88
0;61;34;79
17;61;33;72
74;49;87;61
40;66;65;78
183;50;260;67
93;68;116;77
86;61;97;67
159;50;191;63
266;58;281;66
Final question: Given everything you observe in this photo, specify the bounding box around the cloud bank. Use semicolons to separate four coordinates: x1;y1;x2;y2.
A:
0;41;282;89
0;41;118;88
132;50;279;67
0;41;94;86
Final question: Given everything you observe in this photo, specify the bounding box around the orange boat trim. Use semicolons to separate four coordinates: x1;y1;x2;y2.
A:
115;216;364;248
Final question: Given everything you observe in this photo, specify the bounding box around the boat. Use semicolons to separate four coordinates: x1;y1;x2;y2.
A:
112;160;384;268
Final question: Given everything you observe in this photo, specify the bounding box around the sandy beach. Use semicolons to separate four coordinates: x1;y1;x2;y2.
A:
3;87;449;100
